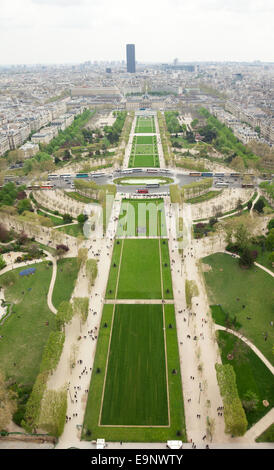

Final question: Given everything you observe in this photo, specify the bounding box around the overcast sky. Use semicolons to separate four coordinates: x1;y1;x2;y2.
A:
1;0;273;65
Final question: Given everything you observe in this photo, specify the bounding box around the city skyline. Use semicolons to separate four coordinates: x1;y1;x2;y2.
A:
1;0;274;65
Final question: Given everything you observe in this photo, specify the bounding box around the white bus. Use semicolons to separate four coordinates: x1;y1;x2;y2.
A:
48;174;59;180
91;172;105;178
60;174;72;179
215;182;229;187
146;183;160;188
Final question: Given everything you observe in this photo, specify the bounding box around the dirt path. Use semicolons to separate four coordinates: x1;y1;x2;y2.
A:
165;198;229;444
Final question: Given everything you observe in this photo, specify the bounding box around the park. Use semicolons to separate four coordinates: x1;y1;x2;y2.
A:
0;108;273;449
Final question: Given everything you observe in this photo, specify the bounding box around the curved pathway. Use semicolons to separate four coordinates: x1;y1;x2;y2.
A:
46;252;57;314
215;325;274;374
0;249;58;315
223;250;274;278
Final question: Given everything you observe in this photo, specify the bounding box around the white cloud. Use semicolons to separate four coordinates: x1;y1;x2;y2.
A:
31;0;88;6
0;0;273;63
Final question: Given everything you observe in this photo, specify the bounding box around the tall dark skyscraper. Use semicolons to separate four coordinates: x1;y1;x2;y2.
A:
126;44;136;73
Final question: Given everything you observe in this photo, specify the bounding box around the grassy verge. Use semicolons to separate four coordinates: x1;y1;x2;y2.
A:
255;424;274;442
186;190;222;204
65;191;99;204
52;258;79;310
37;210;63;226
56;223;84;238
160;240;173;299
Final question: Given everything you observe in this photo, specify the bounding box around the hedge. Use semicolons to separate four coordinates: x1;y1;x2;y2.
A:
86;259;98;288
38;388;67;437
215;363;248;436
39;331;65;374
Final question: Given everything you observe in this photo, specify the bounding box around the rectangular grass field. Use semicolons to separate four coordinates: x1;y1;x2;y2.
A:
129;154;159;168
100;303;169;426
129;135;159;167
106;239;161;299
116;198;167;237
82;303;186;441
135;116;156;134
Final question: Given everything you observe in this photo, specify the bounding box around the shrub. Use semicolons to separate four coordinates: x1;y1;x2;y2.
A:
0;254;6;270
239;248;254;268
22;371;49;432
253;197;265;213
62;213;73;224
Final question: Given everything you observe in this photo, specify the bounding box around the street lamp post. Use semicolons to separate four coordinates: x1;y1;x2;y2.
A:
198;382;203;404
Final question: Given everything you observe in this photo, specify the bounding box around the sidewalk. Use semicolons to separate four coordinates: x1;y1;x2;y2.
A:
47;195;123;448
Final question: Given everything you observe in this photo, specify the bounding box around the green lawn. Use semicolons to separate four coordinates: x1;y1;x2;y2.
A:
105;240;122;298
116;198;167;237
106;239;173;300
134;144;155;154
186;190;222;204
129;136;159;168
202;253;274;363
136;136;154;144
250;243;274;273
52;257;79;310
117;239;162;299
160;240;173;299
82;303;186;442
65;191;99;205
37;210;63;226
135;127;155;133
255;424;274;442
101;304;168;425
57;223;84;238
129;154;159;168
135;117;156;134
0;262;56;386
217;330;274;428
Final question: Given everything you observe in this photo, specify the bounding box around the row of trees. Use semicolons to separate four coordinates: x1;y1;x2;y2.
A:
182;178;213;200
198;108;259;166
175;157;210;173
223;214;274;267
43;109;94;154
103;111;127;145
157;111;174;166
0;182;26;207
164;111;182;134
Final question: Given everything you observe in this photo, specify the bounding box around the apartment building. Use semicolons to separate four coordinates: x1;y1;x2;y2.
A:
31;128;56;145
0;135;10;156
19;141;39;158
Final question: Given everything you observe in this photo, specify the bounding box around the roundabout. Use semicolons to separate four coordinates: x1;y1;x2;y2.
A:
112;176;174;186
